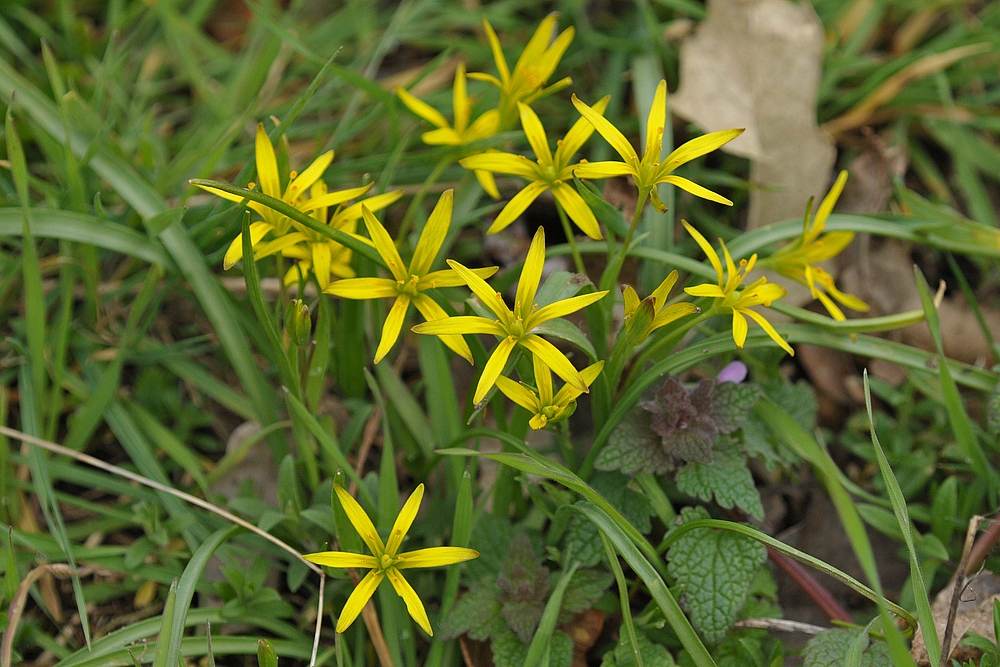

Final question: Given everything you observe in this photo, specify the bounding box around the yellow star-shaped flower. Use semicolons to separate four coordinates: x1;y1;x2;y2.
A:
251;181;402;290
460;98;610;240
304;484;479;636
622;270;699;344
572;80;743;212
682;221;793;356
471;14;574;129
195;123;333;269
413;226;608;404
324;190;498;363
760;170;869;321
397;63;501;199
495;355;604;430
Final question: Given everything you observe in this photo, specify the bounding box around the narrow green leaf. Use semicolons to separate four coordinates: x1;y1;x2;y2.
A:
163;527;240;667
523;562;580;667
573;502;716;666
864;371;939;666
914;266;993;486
599;530;644;667
151;579;179;667
375;361;435;458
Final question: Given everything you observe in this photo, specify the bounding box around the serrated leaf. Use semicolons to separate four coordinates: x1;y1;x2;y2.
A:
492;628;574;667
440;581;505;641
596;410;672;475
666;507;767;644
710;382;761;434
600;628;676;667
503;600;546;644
558;568;614;619
499;533;550;642
644;377;717;464
675;439;764;520
802;628;891;667
467;513;519;582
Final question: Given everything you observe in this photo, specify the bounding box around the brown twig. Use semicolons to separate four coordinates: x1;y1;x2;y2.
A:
940;514;985;665
767;546;854;624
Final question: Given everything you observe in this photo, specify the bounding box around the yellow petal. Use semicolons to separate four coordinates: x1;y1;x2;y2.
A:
623;285;640;318
571;94;638;164
650;302;698;330
288;151;334;199
475;169;501;200
528;290;608;328
815;290;848;322
660;175;733;206
324;277;399;299
421;127;463;146
409;190;453;277
395;546;480;569
574;161;635;180
460;151;540;180
812;170;849;235
385;484;423;556
743;307;794;356
644;80;667;161
551;360;604;406
468;110;500;141
386;567;433;636
336;569;384;634
516;226;547;320
550;181;602;240
495;375;541;413
334;484;385;556
444;260;511;324
721;242;738;290
731;309;749;349
529;414;548;430
684;283;727;298
412;316;505;336
516;14;560;79
254;123;281;199
224;221;274;269
253;232;309;261
806;231;854;262
374;296;411;364
452;62;470;133
482;17;509;84
520;335;586;393
362;204;408;282
650;270;679;310
517;103;553;167
532;354;553;405
555;96;610;168
397;87;448;129
474;336;517;404
334;190;405;227
411;294;474;364
683;221;723;286
303;551;378;569
310;242;331;289
420;266;498;289
663;128;744;171
487;180;548;235
299;183;374;213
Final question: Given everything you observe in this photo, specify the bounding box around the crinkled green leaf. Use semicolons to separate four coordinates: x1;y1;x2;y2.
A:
675;438;764;520
710;382;761;434
557;568;614;619
596;410;672;475
492;628;573;667
666;507;767;644
802;628;891;667
645;377;716;463
765;379;817;433
439;581;505;641
499;533;550;642
466;513;519;582
600;628;675;667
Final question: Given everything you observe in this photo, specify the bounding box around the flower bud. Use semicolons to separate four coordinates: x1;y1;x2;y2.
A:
285;299;311;347
257;638;278;667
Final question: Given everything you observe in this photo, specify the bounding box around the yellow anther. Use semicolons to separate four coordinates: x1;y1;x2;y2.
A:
290;170;298;179
248;182;256;189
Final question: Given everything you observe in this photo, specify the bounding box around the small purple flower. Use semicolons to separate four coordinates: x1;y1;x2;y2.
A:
717;361;748;384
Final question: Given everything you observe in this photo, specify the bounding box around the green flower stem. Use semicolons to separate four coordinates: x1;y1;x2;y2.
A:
557;420;576;470
599;187;650;295
554;200;587;275
625;306;716;387
396;156;450;244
